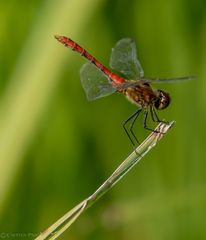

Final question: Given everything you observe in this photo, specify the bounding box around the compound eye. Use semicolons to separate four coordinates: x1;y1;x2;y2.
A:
155;90;170;110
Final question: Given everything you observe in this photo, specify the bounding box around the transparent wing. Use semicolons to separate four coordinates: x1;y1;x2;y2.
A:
80;62;116;101
110;38;144;80
142;76;195;84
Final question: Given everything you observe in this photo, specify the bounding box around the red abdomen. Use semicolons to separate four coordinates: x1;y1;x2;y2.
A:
55;35;125;85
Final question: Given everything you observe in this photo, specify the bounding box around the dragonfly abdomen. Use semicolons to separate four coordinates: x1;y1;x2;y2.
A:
55;35;125;85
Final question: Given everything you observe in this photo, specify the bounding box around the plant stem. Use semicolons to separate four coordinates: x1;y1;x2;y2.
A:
36;121;175;240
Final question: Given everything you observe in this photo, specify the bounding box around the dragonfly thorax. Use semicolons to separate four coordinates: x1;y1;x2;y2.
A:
119;81;158;108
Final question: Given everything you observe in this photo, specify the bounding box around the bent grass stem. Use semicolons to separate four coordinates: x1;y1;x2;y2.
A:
36;121;175;240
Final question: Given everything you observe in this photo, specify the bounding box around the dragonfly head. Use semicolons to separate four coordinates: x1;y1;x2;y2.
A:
155;90;170;110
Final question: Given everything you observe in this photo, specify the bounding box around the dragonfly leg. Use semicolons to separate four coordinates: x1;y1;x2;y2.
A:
129;109;142;145
151;106;169;124
150;106;156;122
123;109;142;146
143;108;158;132
150;106;160;122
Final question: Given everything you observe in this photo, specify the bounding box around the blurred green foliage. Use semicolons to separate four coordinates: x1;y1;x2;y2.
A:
0;0;205;239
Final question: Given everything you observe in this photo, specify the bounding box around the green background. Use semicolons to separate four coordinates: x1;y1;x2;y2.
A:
0;0;205;239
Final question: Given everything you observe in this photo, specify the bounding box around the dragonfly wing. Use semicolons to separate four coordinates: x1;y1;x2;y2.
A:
80;62;116;101
142;76;195;84
110;38;144;80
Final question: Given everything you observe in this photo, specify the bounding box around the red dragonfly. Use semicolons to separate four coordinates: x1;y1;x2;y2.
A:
55;35;194;146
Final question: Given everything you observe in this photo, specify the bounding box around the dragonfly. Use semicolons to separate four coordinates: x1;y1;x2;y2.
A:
55;35;194;146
